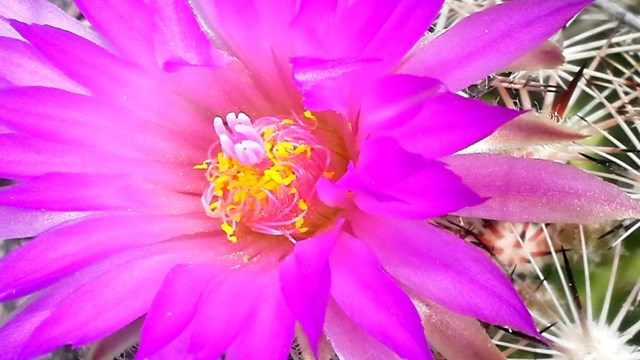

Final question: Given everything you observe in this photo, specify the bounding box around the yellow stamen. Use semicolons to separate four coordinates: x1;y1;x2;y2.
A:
201;117;326;241
295;218;309;233
274;142;295;157
221;222;238;243
303;110;316;121
218;153;231;172
221;222;235;236
293;144;312;158
262;128;275;139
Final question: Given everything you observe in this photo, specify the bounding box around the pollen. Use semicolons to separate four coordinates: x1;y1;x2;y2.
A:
220;222;235;236
303;110;316;121
199;112;332;242
294;217;309;233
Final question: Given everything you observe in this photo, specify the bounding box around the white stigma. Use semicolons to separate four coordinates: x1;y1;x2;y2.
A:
213;112;266;166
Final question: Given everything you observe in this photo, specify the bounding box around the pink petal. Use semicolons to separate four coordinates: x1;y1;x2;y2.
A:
20;240;213;359
329;232;432;360
0;213;212;301
279;221;342;354
349;210;540;338
138;264;217;359
225;270;296;360
291;56;381;114
389;92;520;158
359;74;446;135
339;0;443;67
0;134;203;193
446;154;640;223
0;172;200;213
10;20;146;94
316;177;349;208
0;0;102;43
0;237;212;358
360;74;522;158
9;21;211;137
418;299;506;360
293;0;442;69
0;86;207;162
0;76;10;89
0;275;104;356
163;58;273;116
188;267;268;358
0;21;17;41
74;0;156;67
462;112;587;154
341;137;483;218
0;205;84;240
355;137;432;187
189;265;294;359
400;0;592;91
147;324;193;360
189;0;300;112
287;0;336;55
503;40;565;71
325;300;403;360
0;35;85;91
150;0;228;70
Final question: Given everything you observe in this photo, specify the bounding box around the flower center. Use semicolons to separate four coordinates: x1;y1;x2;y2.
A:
196;111;336;243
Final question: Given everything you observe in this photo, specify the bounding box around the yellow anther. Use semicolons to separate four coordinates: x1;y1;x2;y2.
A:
262;128;275;139
292;144;312;158
265;141;275;160
217;153;231;172
262;180;278;191
266;169;285;184
295;218;309;233
233;191;248;203
221;222;235;236
214;175;230;193
323;171;335;179
274;142;295;157
303;110;316;121
282;173;296;186
201;115;325;239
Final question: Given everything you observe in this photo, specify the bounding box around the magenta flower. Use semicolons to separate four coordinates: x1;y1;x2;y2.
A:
0;0;635;359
